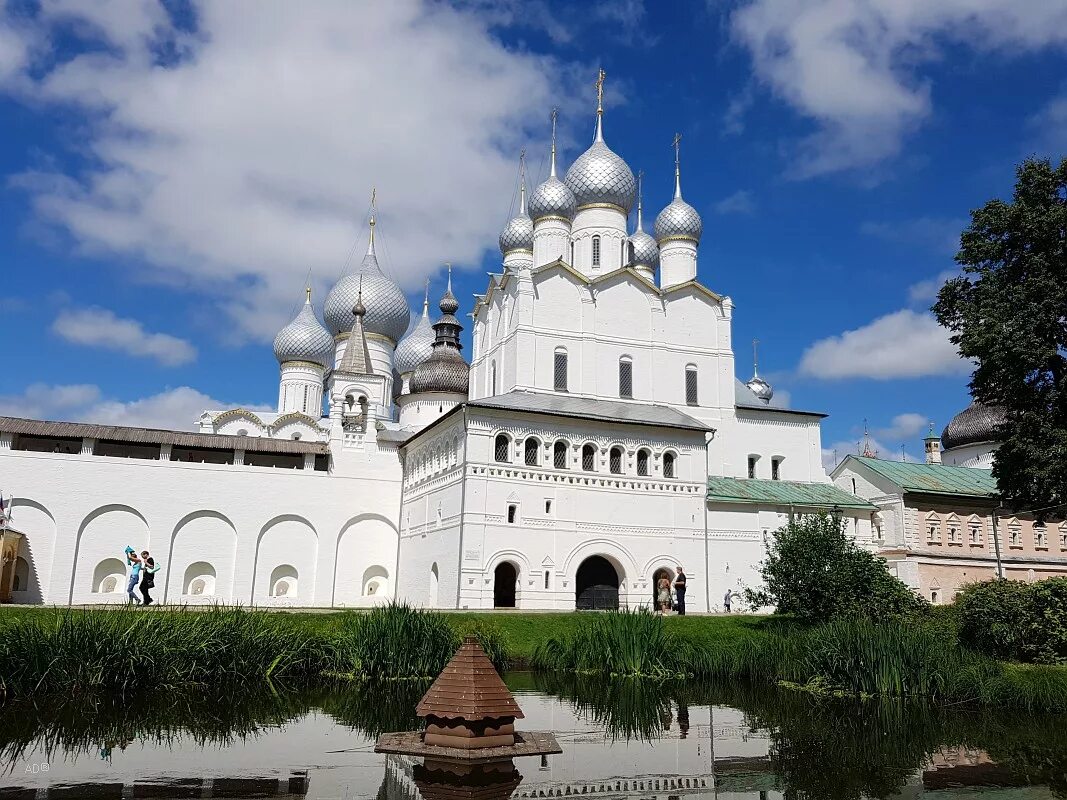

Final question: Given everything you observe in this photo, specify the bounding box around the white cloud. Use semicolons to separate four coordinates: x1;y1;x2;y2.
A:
907;269;959;305
1027;91;1067;156
821;433;918;472
52;307;197;366
798;309;969;379
713;189;756;214
875;412;929;441
0;383;268;430
861;217;966;256
728;0;1067;177
0;1;570;340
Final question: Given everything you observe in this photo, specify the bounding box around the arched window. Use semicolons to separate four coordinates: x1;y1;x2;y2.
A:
525;438;539;466
592;235;601;267
618;356;633;399
685;365;698;405
771;456;783;481
582;443;596;471
926;512;941;544
553;347;568;392
494;434;510;463
553;440;568;469
663;451;676;478
636;448;649;476
609;446;623;474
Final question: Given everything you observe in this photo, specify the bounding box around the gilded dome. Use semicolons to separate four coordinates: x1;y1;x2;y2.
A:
323;220;410;344
941;401;1006;450
272;292;334;367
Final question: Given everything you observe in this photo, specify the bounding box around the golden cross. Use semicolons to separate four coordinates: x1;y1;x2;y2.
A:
595;68;605;112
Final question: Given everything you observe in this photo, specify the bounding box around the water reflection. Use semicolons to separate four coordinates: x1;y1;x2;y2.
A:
0;677;1064;799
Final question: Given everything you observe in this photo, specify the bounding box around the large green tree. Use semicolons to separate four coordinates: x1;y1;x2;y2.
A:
934;158;1067;515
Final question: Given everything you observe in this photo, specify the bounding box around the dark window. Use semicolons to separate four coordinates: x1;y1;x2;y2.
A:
314;454;330;472
553;441;568;469
172;446;233;465
663;452;675;478
544;571;550;589
494;434;510;463
14;434;81;454
507;503;518;524
545;499;552;514
771;457;782;480
93;440;161;460
582;444;596;471
246;451;303;469
636;449;649;476
619;359;633;398
553;350;568;392
685;367;698;405
609;446;623;474
747;455;757;479
592;235;601;266
525;438;539;466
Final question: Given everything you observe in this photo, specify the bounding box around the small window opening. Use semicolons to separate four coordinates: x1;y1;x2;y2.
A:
592;235;601;267
545;499;552;514
553;349;568;392
525;438;539;466
619;358;633;399
685;366;698;406
663;452;676;478
553;440;568;469
507;503;518;524
495;434;510;463
582;443;596;471
747;455;758;479
609;446;623;475
637;449;649;476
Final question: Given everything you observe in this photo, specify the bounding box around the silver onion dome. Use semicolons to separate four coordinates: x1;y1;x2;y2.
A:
745;375;774;404
941;401;1006;450
629;172;658;269
273;290;334;367
530;111;576;222
654;134;702;244
499;161;534;255
409;273;469;396
393;289;435;375
323;216;410;343
564;104;635;213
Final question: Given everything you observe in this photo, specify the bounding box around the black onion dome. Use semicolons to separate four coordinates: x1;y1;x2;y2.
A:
941;401;1006;450
409;278;469;396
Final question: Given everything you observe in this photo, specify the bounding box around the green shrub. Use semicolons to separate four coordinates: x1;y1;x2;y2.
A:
1030;577;1067;664
744;513;927;623
956;577;1067;664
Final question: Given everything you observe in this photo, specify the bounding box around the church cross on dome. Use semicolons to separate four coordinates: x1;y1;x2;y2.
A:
594;68;606;143
550;108;559;177
673;132;683;200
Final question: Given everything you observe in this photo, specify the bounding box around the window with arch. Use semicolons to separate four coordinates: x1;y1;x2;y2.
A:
618;356;633;399
524;437;540;466
926;513;941;544
1035;523;1048;549
747;455;759;479
1059;522;1067;550
771;456;783;481
609;446;623;474
553;348;568;392
582;443;596;471
490;361;498;396
663;451;676;478
636;448;649;476
494;434;510;463
553;440;568;469
968;516;983;546
685;365;698;406
1008;519;1022;547
592;235;601;267
946;514;961;544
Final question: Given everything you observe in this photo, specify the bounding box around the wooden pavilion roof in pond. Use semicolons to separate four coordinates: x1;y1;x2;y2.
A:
416;636;524;721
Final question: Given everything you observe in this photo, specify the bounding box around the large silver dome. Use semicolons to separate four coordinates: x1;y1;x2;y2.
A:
273;292;334;367
323;223;410;344
394;293;435;375
654;197;703;243
565;139;636;213
941;401;1006;450
529;175;576;223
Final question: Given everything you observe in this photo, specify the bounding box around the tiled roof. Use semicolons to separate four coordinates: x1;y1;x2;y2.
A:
468;390;710;432
847;455;997;498
707;476;876;510
416;636;524;722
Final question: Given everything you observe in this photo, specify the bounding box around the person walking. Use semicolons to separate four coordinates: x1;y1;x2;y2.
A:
656;573;671;615
673;566;687;616
139;556;161;606
723;588;735;613
125;546;142;604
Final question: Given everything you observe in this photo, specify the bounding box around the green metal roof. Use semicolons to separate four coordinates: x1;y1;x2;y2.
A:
707;476;876;510
847;455;997;498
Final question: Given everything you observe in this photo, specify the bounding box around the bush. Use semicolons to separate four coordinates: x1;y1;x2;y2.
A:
744;513;926;623
957;577;1067;664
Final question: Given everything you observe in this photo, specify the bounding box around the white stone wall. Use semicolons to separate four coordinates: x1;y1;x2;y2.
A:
725;411;826;483
942;442;995;468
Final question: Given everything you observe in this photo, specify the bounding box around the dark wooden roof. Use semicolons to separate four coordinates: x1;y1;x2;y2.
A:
416;636;524;721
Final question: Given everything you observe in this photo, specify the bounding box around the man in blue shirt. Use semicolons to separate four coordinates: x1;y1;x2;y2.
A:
125;546;142;604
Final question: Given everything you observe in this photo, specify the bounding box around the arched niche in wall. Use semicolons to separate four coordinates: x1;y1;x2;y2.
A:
165;511;237;604
72;505;149;604
9;498;56;604
252;515;317;604
332;514;399;607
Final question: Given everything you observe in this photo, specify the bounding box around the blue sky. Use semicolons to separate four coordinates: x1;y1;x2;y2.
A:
1;0;1065;468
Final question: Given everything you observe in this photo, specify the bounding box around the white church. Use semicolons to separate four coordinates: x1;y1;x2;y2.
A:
0;75;875;612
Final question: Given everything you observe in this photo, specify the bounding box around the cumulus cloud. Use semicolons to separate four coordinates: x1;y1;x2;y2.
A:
0;1;570;340
907;269;959;305
875;412;930;441
861;217;966;256
728;0;1067;177
52;307;197;366
713;189;756;214
798;309;969;380
0;383;269;430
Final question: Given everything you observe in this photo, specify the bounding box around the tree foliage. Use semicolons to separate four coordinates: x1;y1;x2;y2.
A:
744;513;925;623
933;157;1067;514
956;577;1067;664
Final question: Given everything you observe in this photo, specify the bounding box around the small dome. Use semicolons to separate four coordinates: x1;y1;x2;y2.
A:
273;293;333;367
745;375;773;403
530;175;576;223
654;197;703;244
941;401;1006;450
499;213;534;255
409;277;469;396
323;218;411;343
630;229;658;269
394;296;435;375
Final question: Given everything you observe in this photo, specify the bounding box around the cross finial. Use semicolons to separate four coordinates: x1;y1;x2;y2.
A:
367;187;377;251
549;108;559;177
446;262;453;292
305;286;312;303
752;338;760;378
673;132;683;199
636;170;644;229
595;68;605;113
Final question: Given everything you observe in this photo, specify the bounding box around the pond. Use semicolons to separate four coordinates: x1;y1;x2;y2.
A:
1;674;1064;799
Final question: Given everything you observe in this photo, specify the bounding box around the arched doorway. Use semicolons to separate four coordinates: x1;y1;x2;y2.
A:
493;562;517;608
575;556;620;610
652;567;675;609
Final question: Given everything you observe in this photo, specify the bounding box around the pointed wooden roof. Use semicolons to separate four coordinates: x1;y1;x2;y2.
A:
416;636;524;721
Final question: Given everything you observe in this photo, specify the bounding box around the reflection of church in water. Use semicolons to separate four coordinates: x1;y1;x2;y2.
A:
1;72;875;612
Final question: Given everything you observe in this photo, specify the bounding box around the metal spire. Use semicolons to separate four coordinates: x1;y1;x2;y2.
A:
366;187;377;255
305;286;312;303
549;108;559;178
422;278;430;319
673;132;683;200
594;68;605;143
518;149;527;215
752;338;760;379
636;170;645;232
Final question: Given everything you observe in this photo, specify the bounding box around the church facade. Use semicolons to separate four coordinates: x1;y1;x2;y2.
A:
0;77;872;611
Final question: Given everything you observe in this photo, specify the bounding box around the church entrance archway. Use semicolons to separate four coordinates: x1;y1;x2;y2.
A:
493;562;517;608
652;567;675;610
575;556;620;610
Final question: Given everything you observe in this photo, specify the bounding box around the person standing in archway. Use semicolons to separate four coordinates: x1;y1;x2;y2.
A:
673;566;687;616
